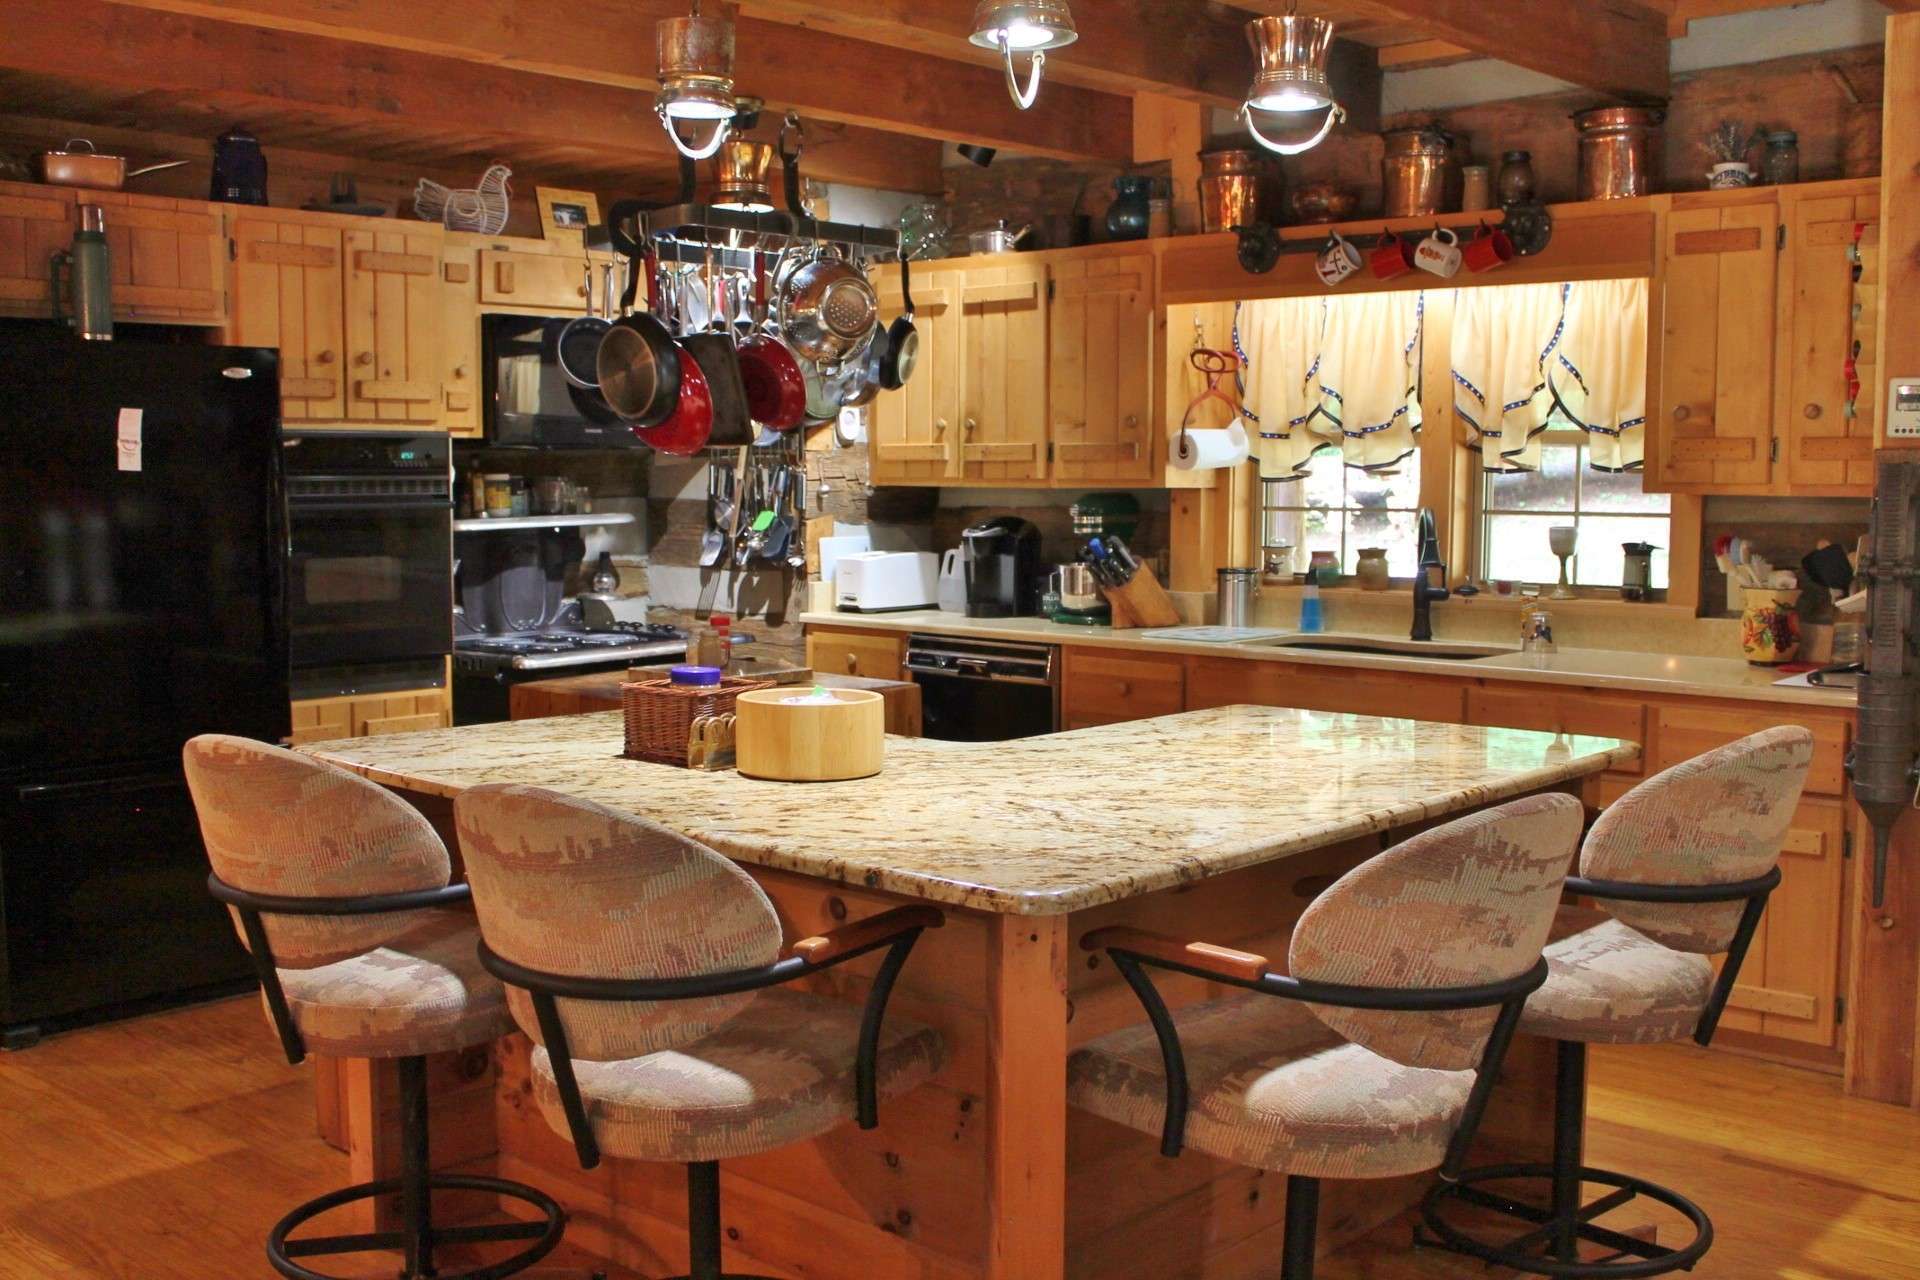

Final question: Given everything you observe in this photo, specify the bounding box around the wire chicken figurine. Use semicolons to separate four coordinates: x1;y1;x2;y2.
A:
414;164;512;234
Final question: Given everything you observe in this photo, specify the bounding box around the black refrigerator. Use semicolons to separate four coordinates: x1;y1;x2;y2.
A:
0;320;288;1046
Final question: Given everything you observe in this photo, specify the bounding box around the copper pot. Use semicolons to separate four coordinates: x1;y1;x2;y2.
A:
1573;106;1665;200
1381;126;1457;218
1198;149;1278;234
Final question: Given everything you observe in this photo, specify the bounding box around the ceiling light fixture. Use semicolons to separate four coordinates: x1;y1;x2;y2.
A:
711;137;775;213
1242;11;1347;156
657;0;737;161
969;1;1079;111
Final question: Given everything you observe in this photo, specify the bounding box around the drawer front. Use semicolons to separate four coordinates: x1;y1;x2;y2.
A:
1469;686;1648;775
1716;797;1847;1049
479;250;593;310
1652;705;1847;796
806;631;904;681
1063;648;1183;727
1186;657;1291;711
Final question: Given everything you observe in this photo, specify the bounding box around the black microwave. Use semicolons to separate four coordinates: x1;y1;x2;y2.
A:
481;313;642;448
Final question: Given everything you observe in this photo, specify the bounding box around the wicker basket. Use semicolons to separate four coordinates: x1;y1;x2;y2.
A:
622;676;774;766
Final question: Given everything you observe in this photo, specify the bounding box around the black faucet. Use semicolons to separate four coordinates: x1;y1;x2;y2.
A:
1411;507;1449;642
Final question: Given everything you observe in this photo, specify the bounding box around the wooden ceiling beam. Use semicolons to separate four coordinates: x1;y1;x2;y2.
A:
1236;0;1671;100
4;0;943;190
1374;39;1476;71
93;0;1132;164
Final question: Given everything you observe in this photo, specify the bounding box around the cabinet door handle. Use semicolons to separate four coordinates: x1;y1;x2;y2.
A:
1804;403;1823;420
1672;404;1691;423
1117;681;1132;697
935;418;949;435
453;364;469;380
845;652;858;673
965;417;978;436
314;349;335;365
354;351;374;367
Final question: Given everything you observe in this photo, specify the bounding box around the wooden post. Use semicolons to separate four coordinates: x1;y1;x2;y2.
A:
1132;93;1205;235
1844;9;1920;1106
985;914;1069;1280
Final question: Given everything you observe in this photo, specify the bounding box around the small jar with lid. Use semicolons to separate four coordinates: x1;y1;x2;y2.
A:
1497;150;1536;206
1355;547;1392;591
1460;164;1492;212
508;475;530;517
483;473;513;518
1762;130;1800;186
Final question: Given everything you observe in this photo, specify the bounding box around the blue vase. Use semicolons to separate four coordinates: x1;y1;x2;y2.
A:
1105;176;1153;242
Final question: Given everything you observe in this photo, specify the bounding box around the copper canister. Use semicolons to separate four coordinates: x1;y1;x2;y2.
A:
1198;148;1276;233
1381;127;1457;217
1573;106;1665;200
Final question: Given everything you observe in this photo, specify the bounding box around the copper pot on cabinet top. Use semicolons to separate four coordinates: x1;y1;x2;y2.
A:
1573;105;1665;200
1198;148;1279;234
1381;126;1458;218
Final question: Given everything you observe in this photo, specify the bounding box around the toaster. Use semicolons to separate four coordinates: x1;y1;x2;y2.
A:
836;551;939;612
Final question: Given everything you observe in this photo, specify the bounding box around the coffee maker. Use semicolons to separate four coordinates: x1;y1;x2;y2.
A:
961;516;1042;618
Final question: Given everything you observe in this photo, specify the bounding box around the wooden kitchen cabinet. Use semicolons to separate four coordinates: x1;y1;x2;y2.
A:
0;180;74;316
289;686;451;746
1186;656;1465;723
87;191;227;324
1466;687;1648;775
1779;181;1878;494
1650;191;1780;491
956;257;1050;484
1049;248;1157;486
229;210;347;422
477;247;595;311
344;227;444;425
437;238;483;437
804;629;906;681
869;261;964;484
1651;702;1847;796
1062;648;1184;729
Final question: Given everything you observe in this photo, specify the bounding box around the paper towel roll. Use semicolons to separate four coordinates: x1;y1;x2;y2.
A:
1168;421;1252;471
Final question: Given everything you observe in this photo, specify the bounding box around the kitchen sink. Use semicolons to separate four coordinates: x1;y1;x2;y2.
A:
1248;635;1516;662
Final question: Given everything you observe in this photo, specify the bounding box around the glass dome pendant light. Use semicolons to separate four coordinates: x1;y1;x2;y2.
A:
1241;5;1347;156
969;1;1079;111
656;0;738;161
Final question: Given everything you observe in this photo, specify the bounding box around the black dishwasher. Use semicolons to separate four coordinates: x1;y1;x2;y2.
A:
904;636;1059;741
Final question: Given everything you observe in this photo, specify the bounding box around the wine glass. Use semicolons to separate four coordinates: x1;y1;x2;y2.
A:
1549;525;1578;600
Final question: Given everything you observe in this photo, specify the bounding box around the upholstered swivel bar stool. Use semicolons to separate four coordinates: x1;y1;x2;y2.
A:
1068;792;1585;1280
1419;726;1815;1276
183;735;567;1280
453;783;947;1280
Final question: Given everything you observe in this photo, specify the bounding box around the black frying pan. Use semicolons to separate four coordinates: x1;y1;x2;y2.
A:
876;250;919;390
556;261;614;391
597;248;681;427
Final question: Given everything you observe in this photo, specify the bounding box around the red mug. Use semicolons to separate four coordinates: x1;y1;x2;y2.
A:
1369;231;1416;281
1463;223;1515;272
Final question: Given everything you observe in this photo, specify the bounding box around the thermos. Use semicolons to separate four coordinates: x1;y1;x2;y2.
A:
52;205;113;342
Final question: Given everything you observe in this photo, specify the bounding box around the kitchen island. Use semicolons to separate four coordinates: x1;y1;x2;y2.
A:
308;707;1635;1280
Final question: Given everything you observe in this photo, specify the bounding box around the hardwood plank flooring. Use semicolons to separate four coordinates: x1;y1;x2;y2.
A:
0;996;1915;1279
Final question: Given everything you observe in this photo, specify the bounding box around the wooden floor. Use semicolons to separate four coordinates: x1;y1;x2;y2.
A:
1;997;1915;1280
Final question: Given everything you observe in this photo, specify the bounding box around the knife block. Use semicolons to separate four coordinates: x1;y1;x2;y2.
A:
1101;564;1182;629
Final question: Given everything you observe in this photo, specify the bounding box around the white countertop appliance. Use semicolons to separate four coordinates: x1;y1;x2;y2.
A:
836;551;940;612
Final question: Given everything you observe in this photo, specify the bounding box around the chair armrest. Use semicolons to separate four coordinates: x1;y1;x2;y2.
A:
1565;867;1780;906
208;873;472;917
787;905;946;966
1081;926;1271;983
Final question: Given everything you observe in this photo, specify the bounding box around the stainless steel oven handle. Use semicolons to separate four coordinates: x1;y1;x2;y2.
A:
287;498;454;512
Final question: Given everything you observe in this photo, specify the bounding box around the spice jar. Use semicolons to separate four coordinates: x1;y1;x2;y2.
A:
1460;164;1491;212
483;473;513;518
1762;130;1800;186
509;476;530;517
1497;150;1536;205
1355;547;1392;591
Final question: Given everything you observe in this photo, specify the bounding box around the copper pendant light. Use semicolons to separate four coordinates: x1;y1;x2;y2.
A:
968;0;1079;110
1241;11;1348;156
657;0;737;160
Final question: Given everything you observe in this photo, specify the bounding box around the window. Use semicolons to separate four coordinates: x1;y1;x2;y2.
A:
1479;433;1671;590
1264;445;1422;577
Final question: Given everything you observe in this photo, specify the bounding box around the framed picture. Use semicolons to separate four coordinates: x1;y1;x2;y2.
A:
536;187;600;248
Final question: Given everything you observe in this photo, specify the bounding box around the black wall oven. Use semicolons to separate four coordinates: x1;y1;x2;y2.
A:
283;431;452;698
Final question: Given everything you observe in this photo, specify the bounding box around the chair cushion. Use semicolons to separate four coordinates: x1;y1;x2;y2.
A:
277;909;512;1058
1067;994;1476;1181
530;988;945;1163
1520;907;1712;1046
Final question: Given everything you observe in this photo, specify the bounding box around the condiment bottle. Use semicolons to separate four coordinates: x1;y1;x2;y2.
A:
713;613;733;670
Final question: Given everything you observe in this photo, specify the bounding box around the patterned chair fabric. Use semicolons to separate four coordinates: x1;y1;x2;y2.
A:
528;989;946;1163
275;909;513;1058
183;734;455;968
1579;726;1814;953
1521;906;1712;1046
453;784;785;1060
1291;791;1585;1071
1067;793;1582;1181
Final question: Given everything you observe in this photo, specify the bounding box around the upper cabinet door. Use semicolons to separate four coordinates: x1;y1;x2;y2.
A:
1781;185;1878;494
1049;250;1157;487
230;212;346;422
438;237;483;437
957;257;1049;484
0;180;74;316
868;261;962;485
344;227;443;425
1653;194;1779;491
477;249;594;311
89;192;228;325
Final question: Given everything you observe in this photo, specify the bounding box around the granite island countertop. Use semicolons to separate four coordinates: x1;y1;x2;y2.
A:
307;706;1636;916
800;610;1856;710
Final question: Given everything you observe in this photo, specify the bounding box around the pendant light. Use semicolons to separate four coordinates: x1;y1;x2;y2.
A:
1241;10;1347;156
711;138;775;213
657;0;737;161
969;1;1078;111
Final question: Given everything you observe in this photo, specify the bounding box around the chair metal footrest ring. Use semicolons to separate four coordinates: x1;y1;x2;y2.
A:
1417;1161;1712;1278
267;1172;566;1280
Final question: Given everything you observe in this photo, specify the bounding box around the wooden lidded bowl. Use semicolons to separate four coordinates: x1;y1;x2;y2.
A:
734;687;885;782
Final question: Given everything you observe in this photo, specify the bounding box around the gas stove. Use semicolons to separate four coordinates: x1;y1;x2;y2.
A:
454;624;689;674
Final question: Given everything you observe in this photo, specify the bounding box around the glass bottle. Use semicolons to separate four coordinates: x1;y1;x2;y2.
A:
1762;131;1800;186
1497;150;1536;206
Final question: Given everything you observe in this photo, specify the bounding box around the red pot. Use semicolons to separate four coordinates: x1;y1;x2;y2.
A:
738;331;808;432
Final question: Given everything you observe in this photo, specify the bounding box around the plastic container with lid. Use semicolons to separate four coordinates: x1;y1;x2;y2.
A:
669;665;724;687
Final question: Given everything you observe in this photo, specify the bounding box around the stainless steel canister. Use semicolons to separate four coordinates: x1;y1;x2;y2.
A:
1573;106;1665;200
1217;567;1261;628
1381;126;1457;217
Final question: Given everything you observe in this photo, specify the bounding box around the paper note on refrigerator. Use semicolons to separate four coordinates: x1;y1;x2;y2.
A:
116;407;143;472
